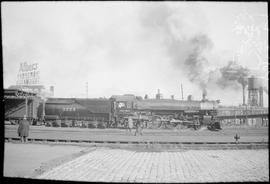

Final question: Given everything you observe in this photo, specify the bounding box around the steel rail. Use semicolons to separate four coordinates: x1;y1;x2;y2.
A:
5;137;268;150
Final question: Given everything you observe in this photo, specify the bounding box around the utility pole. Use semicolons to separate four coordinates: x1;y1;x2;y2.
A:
25;97;28;118
181;83;184;100
86;82;88;98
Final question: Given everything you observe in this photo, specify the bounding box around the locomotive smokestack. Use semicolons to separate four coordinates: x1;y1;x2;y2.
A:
156;89;162;99
202;89;207;101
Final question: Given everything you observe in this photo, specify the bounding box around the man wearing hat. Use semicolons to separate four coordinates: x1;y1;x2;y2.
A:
17;115;30;143
134;114;143;136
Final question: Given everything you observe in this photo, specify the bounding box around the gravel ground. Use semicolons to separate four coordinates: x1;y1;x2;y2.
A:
5;125;268;142
37;148;269;182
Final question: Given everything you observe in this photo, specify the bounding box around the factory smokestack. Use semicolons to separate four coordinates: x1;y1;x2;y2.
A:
259;86;264;107
238;76;248;105
181;84;184;100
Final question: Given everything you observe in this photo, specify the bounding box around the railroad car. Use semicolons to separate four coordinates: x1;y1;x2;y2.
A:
43;98;114;127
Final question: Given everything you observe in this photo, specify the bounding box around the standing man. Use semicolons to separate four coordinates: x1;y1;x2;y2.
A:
17;115;30;143
135;118;143;136
134;119;140;136
127;117;133;133
140;119;144;135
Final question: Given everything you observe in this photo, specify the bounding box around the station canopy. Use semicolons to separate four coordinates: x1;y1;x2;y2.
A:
4;88;38;99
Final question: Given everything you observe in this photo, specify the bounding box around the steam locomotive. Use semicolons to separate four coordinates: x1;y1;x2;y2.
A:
39;94;221;130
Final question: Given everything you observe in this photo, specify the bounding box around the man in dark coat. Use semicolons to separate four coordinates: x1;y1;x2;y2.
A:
17;115;30;143
134;119;143;136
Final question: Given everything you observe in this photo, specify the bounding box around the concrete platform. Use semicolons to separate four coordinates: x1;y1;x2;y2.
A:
4;143;89;178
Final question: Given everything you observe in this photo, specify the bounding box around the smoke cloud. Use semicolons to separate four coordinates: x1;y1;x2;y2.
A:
139;3;214;94
184;34;213;91
139;3;256;96
217;61;250;89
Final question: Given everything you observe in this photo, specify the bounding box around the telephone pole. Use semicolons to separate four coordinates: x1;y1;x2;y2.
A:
86;82;88;98
181;83;184;100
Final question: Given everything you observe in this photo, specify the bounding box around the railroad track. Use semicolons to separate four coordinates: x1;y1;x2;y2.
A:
5;137;268;150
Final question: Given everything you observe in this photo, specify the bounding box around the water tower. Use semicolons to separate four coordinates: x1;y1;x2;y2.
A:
248;77;263;106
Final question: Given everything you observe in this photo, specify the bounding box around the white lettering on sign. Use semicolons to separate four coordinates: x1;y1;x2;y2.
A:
19;62;38;72
16;62;40;85
63;107;76;111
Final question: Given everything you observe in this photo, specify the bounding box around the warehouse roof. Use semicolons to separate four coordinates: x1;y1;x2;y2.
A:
4;88;38;97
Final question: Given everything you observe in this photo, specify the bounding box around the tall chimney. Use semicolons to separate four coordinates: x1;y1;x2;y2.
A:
181;84;184;100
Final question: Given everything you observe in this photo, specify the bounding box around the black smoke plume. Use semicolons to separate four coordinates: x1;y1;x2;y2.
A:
217;61;250;89
184;34;213;92
139;4;253;96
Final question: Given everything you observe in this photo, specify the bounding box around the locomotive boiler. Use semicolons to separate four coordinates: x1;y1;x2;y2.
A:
111;94;221;131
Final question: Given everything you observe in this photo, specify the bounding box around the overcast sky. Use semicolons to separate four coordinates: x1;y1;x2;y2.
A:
2;1;268;106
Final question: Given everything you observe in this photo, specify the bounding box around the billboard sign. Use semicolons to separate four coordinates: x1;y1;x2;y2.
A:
16;62;40;85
